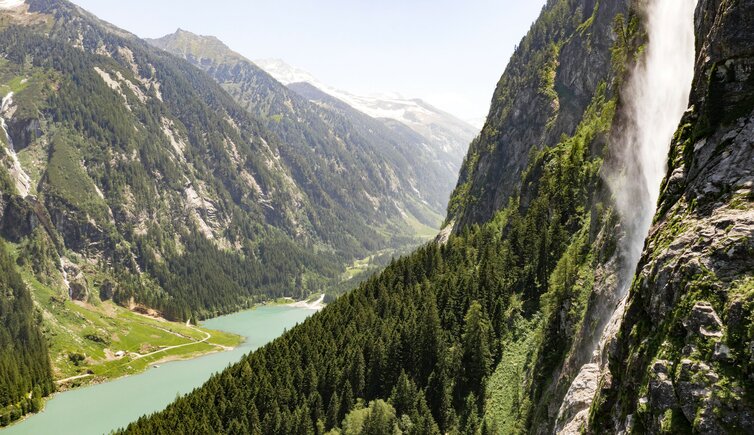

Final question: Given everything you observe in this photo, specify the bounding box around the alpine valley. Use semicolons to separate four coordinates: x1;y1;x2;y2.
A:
1;0;753;434
0;0;466;423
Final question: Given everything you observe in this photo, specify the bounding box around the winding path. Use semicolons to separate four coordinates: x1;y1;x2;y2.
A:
129;326;211;361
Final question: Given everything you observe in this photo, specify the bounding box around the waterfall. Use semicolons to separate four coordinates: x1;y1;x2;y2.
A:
60;257;72;299
611;0;698;291
1;92;32;197
555;1;697;433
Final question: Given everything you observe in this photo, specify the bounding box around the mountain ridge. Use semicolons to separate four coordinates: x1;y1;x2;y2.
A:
148;28;453;221
254;57;477;172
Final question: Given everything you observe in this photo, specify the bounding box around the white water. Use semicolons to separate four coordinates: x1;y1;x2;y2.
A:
59;257;72;299
556;1;697;433
611;0;698;282
1;92;31;197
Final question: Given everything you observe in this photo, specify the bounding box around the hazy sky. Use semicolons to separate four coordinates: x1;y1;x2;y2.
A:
70;0;546;125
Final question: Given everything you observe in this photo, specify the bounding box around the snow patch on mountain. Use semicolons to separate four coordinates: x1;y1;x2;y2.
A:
254;58;478;161
254;58;320;87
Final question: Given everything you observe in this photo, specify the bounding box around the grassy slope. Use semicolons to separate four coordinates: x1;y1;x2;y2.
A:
3;243;241;388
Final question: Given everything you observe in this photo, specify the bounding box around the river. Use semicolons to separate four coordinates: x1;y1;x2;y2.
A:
2;305;316;435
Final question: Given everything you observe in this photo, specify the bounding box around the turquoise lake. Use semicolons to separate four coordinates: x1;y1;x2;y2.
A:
2;305;315;435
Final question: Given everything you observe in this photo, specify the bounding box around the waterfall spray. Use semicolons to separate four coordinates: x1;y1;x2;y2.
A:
611;0;697;289
555;0;697;433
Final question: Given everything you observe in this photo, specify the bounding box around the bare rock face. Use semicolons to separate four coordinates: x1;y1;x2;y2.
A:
449;0;629;228
99;279;115;301
68;280;88;301
0;193;37;241
61;259;89;301
554;363;601;434
6;116;42;152
588;0;754;432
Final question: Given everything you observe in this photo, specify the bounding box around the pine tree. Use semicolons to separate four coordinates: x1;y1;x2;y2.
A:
326;391;340;430
461;393;480;435
340;380;354;421
389;371;418;417
460;301;494;400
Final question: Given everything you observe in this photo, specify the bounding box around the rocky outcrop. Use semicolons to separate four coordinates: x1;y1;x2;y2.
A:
448;0;629;228
589;0;754;432
555;363;601;434
6;117;42;152
683;301;724;338
62;260;89;301
0;193;37;241
0;194;59;247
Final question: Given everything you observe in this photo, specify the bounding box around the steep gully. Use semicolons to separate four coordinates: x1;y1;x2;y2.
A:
554;0;698;432
0;92;31;197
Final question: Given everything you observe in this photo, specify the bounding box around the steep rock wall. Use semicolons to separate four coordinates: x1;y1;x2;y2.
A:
448;0;628;229
590;0;754;432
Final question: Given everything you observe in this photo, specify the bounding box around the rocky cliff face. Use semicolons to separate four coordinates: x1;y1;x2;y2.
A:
148;30;451;228
590;0;754;432
447;0;628;229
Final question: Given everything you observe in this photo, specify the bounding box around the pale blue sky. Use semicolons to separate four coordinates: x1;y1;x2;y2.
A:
70;0;546;124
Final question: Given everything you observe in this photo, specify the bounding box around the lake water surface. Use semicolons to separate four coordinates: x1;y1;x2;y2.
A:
2;305;314;435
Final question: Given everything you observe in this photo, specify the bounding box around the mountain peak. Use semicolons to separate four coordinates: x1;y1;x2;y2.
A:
149;29;241;64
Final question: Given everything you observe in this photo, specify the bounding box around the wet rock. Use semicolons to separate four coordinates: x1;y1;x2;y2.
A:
554;362;601;435
589;0;754;430
62;260;88;301
7;117;42;152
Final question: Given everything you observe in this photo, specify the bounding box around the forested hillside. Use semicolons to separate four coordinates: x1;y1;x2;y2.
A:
447;0;626;229
0;0;441;326
121;0;637;431
0;241;53;426
149;30;451;224
0;3;326;322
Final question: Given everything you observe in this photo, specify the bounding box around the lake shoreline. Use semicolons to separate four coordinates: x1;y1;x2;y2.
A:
1;328;245;431
55;295;324;391
1;301;321;434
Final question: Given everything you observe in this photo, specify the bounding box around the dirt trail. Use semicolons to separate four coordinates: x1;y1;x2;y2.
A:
55;374;92;384
129;326;211;361
290;294;325;310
